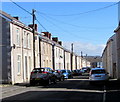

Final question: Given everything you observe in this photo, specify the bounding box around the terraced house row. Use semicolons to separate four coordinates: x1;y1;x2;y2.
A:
0;10;91;84
102;2;120;80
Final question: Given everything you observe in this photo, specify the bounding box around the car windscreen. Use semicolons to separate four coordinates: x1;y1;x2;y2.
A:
91;70;106;74
32;68;45;73
61;70;66;73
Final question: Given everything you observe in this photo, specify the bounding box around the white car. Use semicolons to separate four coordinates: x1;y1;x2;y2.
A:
89;68;109;84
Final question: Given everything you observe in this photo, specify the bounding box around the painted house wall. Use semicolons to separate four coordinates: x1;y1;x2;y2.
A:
40;40;53;69
115;27;120;80
0;17;11;83
10;23;34;84
35;35;40;68
102;34;117;79
64;51;71;70
54;45;64;70
76;56;81;69
72;54;76;70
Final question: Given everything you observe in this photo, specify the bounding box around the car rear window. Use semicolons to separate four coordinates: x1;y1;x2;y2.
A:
91;69;106;74
32;68;45;73
61;70;66;73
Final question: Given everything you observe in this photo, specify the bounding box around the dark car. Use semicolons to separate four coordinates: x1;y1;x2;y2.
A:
53;70;65;81
30;67;57;85
72;70;80;76
82;67;91;73
61;69;73;79
76;69;83;75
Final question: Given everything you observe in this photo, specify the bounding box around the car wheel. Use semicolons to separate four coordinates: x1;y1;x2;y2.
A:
89;81;94;85
53;77;57;84
30;81;35;86
59;78;61;81
43;79;51;85
48;79;52;85
61;77;64;81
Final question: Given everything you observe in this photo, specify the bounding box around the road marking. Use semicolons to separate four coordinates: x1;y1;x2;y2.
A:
33;87;104;93
107;90;120;92
103;85;106;102
67;79;89;81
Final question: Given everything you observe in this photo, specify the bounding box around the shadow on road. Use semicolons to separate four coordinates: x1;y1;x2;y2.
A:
14;76;120;91
1;90;103;102
2;76;120;102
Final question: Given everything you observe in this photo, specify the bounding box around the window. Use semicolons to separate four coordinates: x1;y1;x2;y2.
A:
16;28;20;46
29;56;31;71
24;31;27;48
56;48;57;57
27;33;31;48
43;43;45;54
47;44;48;54
17;55;21;74
91;70;106;74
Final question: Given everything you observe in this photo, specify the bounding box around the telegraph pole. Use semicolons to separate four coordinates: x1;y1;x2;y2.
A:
85;54;87;67
71;43;73;71
81;51;83;68
32;9;36;69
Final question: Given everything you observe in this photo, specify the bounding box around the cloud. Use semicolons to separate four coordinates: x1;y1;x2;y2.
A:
63;41;105;56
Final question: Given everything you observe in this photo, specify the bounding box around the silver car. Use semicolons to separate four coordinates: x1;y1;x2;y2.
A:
89;68;109;84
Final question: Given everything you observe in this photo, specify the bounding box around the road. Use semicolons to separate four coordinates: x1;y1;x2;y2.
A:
1;75;120;102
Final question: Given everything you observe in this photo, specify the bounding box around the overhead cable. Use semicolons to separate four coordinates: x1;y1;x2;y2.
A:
38;14;106;42
36;17;48;32
37;11;115;29
9;0;32;15
37;2;118;16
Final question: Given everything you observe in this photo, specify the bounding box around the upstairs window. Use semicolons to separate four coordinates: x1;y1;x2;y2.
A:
16;28;20;46
24;31;27;48
27;33;31;48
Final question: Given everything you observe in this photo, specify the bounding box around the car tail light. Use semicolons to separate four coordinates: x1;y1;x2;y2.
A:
42;71;48;74
31;72;34;74
89;72;91;75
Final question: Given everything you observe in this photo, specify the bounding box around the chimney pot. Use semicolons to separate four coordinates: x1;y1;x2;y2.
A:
52;37;58;42
28;24;38;31
42;32;51;39
13;16;19;20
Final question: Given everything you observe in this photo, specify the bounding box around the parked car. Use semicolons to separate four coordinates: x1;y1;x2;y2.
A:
61;69;73;79
53;70;65;81
77;69;83;75
72;69;80;76
30;67;57;85
82;67;91;73
89;67;109;84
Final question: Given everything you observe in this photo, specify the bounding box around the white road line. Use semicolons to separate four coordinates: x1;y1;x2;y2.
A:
103;85;106;102
33;87;104;93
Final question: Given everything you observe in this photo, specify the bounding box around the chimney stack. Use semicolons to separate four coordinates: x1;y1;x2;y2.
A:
28;24;38;31
52;37;58;43
58;41;62;45
13;16;19;20
42;32;51;39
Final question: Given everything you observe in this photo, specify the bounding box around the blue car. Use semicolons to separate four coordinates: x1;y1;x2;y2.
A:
61;70;73;79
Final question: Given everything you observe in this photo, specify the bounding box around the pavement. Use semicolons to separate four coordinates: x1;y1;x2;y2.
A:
0;84;28;95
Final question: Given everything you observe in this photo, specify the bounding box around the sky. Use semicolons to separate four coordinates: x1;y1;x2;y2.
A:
1;1;119;56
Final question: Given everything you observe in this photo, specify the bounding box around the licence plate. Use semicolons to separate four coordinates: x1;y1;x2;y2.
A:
35;78;41;80
95;76;101;77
